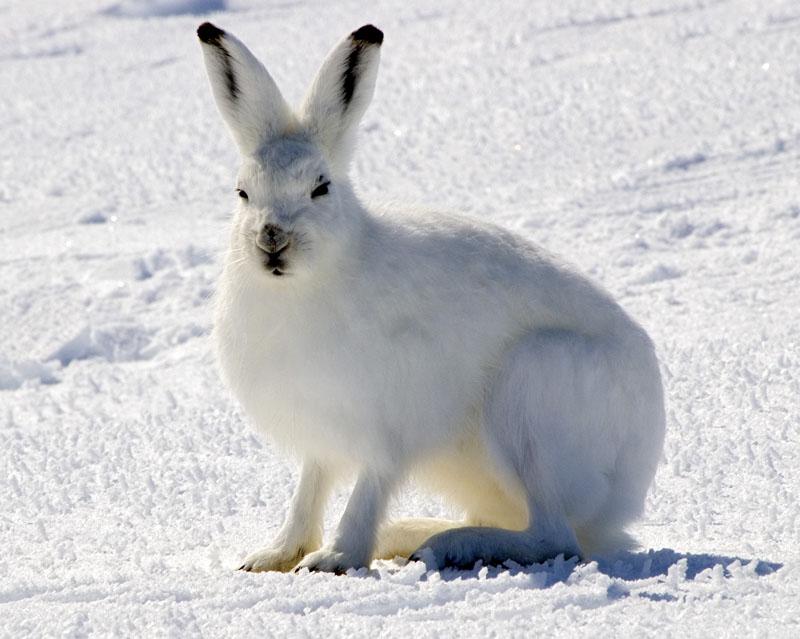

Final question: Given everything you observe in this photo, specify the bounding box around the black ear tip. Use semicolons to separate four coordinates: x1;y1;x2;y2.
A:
351;24;383;46
197;22;225;44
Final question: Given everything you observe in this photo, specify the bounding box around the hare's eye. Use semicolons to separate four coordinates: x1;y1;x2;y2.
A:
311;181;330;199
236;189;248;200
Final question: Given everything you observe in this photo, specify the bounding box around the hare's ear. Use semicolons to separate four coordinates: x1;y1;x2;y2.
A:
197;22;293;156
300;25;383;175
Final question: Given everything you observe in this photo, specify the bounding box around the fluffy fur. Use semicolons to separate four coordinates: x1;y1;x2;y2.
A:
198;22;666;574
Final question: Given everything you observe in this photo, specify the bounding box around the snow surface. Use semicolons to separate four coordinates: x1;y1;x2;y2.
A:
2;0;800;636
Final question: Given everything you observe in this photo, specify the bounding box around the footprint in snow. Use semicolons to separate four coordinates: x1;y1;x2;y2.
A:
632;264;683;285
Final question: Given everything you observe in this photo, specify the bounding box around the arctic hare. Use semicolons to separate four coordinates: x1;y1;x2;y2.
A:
198;22;665;574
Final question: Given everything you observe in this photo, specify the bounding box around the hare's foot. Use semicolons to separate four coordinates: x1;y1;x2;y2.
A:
293;547;367;575
239;545;307;573
410;526;580;570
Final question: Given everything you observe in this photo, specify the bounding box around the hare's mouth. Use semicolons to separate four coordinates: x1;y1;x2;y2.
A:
256;244;289;276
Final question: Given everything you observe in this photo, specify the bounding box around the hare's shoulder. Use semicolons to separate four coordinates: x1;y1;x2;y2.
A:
366;205;553;271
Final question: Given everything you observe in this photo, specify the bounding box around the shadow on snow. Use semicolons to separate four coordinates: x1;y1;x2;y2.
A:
409;547;782;592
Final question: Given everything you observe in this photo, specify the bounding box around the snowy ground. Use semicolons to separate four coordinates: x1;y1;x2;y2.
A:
2;0;800;635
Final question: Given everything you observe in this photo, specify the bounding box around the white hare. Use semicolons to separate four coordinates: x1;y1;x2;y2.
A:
198;22;666;574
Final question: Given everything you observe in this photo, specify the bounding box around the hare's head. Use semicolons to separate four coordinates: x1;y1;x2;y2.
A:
198;22;382;279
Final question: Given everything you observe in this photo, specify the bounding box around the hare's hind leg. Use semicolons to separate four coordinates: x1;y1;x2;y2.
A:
413;329;653;569
408;496;581;569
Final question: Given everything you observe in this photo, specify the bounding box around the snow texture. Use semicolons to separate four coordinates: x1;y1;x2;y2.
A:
1;0;799;636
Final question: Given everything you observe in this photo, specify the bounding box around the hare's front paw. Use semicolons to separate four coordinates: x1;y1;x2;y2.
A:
238;545;305;573
293;548;367;575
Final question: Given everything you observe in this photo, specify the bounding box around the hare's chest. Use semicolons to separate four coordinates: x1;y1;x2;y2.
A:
218;303;379;416
215;294;483;459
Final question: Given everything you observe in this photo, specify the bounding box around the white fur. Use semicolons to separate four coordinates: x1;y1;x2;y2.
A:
198;23;666;574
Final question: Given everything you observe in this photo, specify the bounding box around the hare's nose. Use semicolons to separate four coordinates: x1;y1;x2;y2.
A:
256;224;290;254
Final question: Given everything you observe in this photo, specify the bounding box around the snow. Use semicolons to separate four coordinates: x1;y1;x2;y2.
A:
2;0;799;635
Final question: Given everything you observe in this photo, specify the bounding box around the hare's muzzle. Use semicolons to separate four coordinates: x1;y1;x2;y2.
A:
256;224;289;253
255;224;290;275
